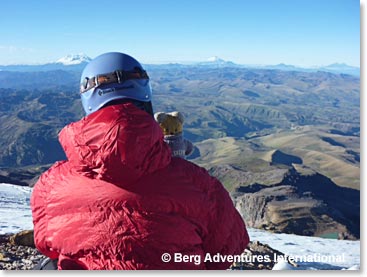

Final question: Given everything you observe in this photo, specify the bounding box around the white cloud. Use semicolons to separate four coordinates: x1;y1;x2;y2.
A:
0;45;37;65
0;45;34;53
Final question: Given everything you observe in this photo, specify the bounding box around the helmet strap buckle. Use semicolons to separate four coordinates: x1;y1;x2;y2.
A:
115;70;126;84
94;74;100;87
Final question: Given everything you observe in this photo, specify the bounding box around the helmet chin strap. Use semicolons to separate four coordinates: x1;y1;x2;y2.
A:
103;99;154;117
141;101;154;117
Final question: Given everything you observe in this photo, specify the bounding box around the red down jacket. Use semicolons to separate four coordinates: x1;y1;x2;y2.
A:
31;103;249;270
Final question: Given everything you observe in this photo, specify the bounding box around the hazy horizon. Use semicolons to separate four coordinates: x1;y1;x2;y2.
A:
0;53;360;69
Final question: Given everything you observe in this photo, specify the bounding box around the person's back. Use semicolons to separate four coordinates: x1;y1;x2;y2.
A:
31;52;249;270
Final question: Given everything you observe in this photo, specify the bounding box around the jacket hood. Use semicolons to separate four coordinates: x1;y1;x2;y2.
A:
59;103;171;187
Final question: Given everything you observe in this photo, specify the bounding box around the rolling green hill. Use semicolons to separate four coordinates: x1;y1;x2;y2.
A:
0;67;359;186
0;66;360;238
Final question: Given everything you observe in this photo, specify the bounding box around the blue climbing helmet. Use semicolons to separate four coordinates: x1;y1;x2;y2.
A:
80;52;152;115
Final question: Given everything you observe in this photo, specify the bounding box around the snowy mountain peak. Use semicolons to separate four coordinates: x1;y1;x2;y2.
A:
207;56;225;63
197;56;237;67
56;54;91;65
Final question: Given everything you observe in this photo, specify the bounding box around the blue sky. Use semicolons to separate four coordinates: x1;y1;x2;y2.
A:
0;0;360;66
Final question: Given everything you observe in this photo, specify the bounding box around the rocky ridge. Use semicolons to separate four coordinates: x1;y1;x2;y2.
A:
0;230;295;270
0;231;45;270
232;166;359;239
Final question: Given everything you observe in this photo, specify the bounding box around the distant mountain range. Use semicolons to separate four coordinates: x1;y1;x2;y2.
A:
0;54;360;77
150;57;360;76
261;62;360;77
0;54;91;72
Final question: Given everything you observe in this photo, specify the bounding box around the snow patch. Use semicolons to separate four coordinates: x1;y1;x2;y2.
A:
248;228;360;270
0;183;360;270
272;260;296;270
0;183;33;235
